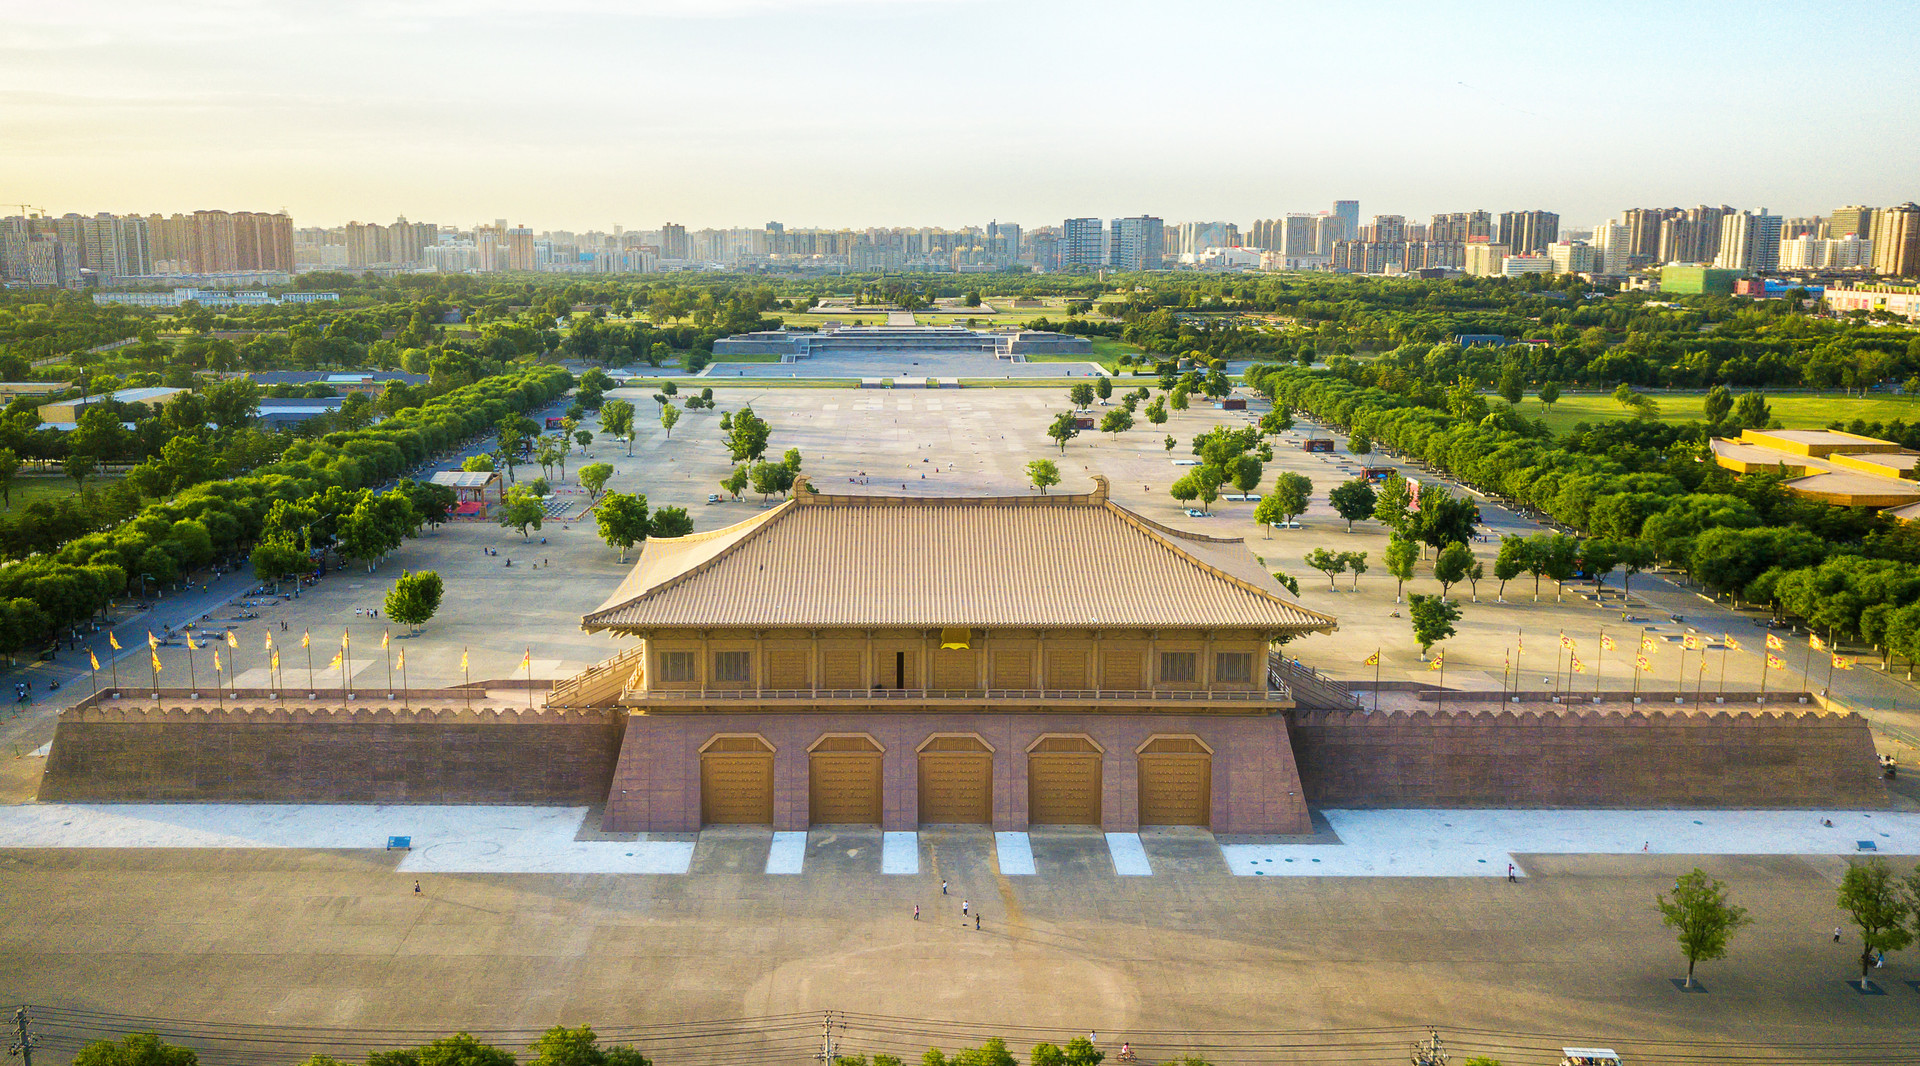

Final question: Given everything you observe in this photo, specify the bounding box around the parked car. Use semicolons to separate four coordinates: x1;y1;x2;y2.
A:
706;494;721;504
1184;508;1208;518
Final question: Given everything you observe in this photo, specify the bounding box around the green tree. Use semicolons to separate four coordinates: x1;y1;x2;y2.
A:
1305;547;1347;589
1230;454;1263;494
1099;408;1134;438
1537;380;1561;410
1498;363;1525;406
384;570;444;632
1342;550;1369;589
575;429;593;450
1373;474;1412;531
1094;375;1113;401
649;505;693;538
1657;868;1753;989
529;1025;651;1066
65;452;96;490
72;1032;198;1066
1385;534;1419;602
721;464;750;500
1538;533;1582;602
578;462;613;500
596;491;651;561
1734;391;1772;429
0;447;18;507
1615;538;1657;596
1069;382;1096;409
1347;431;1371;454
1145;396;1168;427
251;538;309;592
499;484;544;538
1408;592;1461;658
600;398;637;455
1163;434;1177;453
1329;479;1377;532
1836;859;1914;980
1703;385;1735;424
413;1032;515;1066
1433;542;1474;600
1027;458;1061;494
1047;411;1080;453
461;454;495;473
660;402;681;439
1170;385;1190;411
1030;1038;1103;1066
750;460;795;500
724;404;772;462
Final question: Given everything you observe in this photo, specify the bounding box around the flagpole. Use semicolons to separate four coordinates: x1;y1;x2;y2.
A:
344;629;353;699
1372;648;1381;714
88;652;98;695
527;644;534;711
1760;644;1772;703
214;653;224;711
1632;627;1644;699
185;638;196;694
400;650;410;712
305;631;314;692
1594;627;1604;700
1554;639;1565;701
1436;652;1445;712
1824;629;1837;696
1718;641;1729;700
1515;630;1525;698
108;642;118;690
1501;648;1511;702
384;629;393;696
1802;632;1815;693
1676;645;1686;703
463;646;471;709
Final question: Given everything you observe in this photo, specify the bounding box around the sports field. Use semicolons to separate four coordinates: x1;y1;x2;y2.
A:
1508;391;1920;435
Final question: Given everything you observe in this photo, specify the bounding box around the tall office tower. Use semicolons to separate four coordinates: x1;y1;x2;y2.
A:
507;226;537;271
189;209;238;273
1872;203;1920;277
1715;210;1783;273
1497;210;1559;255
1312;214;1339;255
1622;207;1681;260
1108;215;1165;270
1331;200;1360;243
1062;217;1105;268
660;223;688;260
1658;219;1703;263
985;220;1021;261
1281;214;1319;256
1827;205;1875;241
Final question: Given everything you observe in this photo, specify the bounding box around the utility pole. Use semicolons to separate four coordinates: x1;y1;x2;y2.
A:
814;1011;838;1066
10;1006;38;1066
1409;1028;1447;1066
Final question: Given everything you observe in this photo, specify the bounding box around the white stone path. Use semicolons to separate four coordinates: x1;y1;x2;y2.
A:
1;805;1915;878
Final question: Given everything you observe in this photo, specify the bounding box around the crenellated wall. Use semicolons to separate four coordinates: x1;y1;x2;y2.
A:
1287;705;1888;809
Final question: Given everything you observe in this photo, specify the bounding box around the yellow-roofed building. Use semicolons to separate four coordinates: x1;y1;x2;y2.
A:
1710;429;1920;513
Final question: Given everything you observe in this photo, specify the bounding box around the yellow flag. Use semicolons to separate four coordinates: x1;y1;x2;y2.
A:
226;631;239;649
1428;652;1444;670
264;632;274;651
271;650;280;671
521;647;532;672
341;630;350;650
1570;656;1586;674
1766;633;1784;651
1723;635;1741;652
1641;635;1657;654
1558;633;1574;651
213;650;222;672
301;629;311;649
1601;634;1617;651
151;651;162;673
1767;654;1786;670
1809;633;1826;651
109;632;122;651
1833;654;1855;670
395;647;405;670
1636;655;1653;672
147;631;158;649
1681;635;1702;651
381;629;390;650
1362;651;1379;666
186;633;199;651
460;648;469;672
90;649;100;670
328;650;343;669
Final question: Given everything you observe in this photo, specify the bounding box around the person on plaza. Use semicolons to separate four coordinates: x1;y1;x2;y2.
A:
962;899;969;917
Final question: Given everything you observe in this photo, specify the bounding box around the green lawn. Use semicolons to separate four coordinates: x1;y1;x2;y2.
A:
1506;391;1920;436
2;475;113;512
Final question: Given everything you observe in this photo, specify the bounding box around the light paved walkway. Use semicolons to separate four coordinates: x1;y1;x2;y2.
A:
5;804;1913;878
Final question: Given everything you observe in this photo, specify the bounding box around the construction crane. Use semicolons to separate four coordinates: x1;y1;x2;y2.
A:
4;203;46;219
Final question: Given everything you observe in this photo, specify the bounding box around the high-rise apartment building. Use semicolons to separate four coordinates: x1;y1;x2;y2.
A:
1464;243;1510;277
1658;219;1707;264
1109;216;1165;270
660;223;689;260
1362;215;1406;244
1870;204;1920;277
189;209;238;273
986;220;1021;261
1827;205;1875;241
1779;235;1875;271
1547;240;1595;274
1622;207;1682;261
1591;220;1633;274
1430;211;1493;243
1497;210;1559;255
1715;210;1783;273
507;226;537;272
1331;201;1360;243
1282;214;1320;257
1062;218;1105;269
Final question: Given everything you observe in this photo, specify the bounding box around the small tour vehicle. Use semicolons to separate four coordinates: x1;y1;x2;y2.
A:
1560;1050;1622;1066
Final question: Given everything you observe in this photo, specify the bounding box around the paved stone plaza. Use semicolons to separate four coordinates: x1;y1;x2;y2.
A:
706;349;1106;379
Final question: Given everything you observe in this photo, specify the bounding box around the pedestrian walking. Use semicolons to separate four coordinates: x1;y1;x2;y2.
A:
1834;927;1843;943
962;899;969;917
974;913;980;931
413;880;421;895
941;879;948;895
914;904;920;920
1507;863;1516;883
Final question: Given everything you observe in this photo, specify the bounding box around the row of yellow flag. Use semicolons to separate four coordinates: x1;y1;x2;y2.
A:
99;628;514;678
1356;629;1859;675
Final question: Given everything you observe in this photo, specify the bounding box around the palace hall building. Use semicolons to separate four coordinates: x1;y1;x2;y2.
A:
559;476;1338;835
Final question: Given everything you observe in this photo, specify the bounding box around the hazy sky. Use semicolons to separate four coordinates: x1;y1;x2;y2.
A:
4;0;1916;232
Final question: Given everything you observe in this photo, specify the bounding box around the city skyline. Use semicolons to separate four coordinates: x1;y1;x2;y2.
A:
4;0;1916;230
